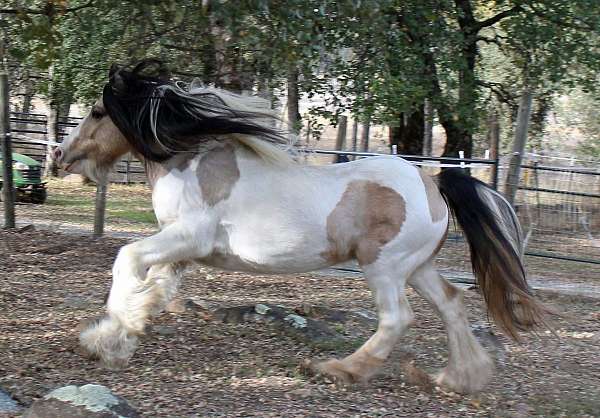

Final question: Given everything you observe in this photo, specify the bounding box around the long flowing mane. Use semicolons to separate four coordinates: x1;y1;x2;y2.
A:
103;60;295;164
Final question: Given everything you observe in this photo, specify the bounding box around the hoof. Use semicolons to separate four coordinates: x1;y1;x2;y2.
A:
79;315;139;369
306;355;382;384
434;356;494;394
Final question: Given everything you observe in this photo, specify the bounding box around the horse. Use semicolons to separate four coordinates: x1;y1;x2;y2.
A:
54;61;549;394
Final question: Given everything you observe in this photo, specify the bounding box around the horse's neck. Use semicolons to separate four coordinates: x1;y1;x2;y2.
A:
141;140;243;189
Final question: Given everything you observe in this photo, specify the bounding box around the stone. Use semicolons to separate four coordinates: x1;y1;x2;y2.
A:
213;303;342;344
471;324;506;362
164;298;187;314
284;314;308;329
61;296;91;310
63;174;89;184
23;384;139;418
18;224;35;233
0;388;21;414
254;303;271;315
288;388;312;398
152;325;176;336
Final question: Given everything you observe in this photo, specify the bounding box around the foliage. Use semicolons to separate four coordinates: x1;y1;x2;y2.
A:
1;0;600;156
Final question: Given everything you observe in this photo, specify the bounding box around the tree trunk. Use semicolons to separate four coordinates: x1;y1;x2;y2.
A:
505;89;533;206
287;66;301;133
360;118;371;152
333;116;347;163
389;106;424;155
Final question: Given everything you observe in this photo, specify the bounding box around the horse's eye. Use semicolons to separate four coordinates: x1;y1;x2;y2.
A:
91;109;105;119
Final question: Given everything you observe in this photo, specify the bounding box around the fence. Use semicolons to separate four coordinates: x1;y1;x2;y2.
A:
6;112;600;265
9;112;146;183
513;154;600;265
304;149;600;266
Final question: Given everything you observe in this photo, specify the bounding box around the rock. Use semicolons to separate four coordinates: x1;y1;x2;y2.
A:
61;296;92;310
401;361;435;393
0;388;22;414
255;303;271;315
23;384;139;418
164;298;187;313
214;303;342;344
213;305;256;324
288;388;312;398
63;174;89;184
152;325;176;336
471;324;506;363
18;224;35;233
186;298;218;311
285;314;308;329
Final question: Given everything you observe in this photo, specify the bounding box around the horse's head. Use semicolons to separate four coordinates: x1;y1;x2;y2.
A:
54;59;291;182
54;95;131;183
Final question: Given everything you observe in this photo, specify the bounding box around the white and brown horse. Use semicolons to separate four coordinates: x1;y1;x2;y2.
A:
54;61;549;394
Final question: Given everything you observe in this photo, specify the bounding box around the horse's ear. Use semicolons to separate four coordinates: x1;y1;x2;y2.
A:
109;63;120;78
109;65;127;95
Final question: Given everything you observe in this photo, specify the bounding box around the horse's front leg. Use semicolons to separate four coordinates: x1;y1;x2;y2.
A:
80;222;212;369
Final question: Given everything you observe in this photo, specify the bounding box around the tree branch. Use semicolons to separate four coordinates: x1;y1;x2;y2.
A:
475;5;522;31
1;1;94;16
477;80;516;106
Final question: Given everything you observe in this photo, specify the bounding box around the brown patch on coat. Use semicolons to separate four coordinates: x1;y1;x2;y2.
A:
322;180;406;266
145;161;170;188
145;153;196;188
418;169;447;223
197;144;240;206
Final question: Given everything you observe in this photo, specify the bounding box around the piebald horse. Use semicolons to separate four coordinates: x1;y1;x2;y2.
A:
54;61;548;394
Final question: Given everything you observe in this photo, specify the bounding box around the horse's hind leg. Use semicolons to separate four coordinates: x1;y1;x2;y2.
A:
145;262;186;317
312;263;414;383
408;261;493;393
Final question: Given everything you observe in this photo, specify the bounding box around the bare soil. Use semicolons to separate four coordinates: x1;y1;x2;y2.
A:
1;229;599;417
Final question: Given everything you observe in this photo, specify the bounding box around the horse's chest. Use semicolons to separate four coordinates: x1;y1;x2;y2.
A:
151;173;197;224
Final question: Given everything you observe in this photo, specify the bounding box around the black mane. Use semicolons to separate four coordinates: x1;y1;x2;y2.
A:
103;60;289;162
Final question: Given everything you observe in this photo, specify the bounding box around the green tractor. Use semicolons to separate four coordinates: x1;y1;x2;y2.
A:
0;152;47;204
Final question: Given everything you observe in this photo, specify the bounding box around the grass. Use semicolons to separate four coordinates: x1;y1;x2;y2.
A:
42;178;157;231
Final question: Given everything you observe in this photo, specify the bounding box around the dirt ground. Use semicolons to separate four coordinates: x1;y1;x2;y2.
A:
1;229;599;417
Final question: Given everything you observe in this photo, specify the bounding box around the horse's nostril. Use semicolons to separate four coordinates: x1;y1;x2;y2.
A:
53;147;63;162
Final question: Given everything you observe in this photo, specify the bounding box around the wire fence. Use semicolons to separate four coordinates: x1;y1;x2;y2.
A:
512;154;600;265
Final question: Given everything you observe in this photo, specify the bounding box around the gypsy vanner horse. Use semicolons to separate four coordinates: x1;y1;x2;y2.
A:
54;61;549;394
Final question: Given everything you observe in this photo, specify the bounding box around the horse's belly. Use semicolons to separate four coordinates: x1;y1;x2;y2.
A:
198;221;331;274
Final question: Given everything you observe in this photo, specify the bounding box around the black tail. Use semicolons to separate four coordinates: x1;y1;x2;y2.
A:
436;168;550;340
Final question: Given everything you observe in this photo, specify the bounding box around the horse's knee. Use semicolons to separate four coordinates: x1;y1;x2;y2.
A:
113;244;145;280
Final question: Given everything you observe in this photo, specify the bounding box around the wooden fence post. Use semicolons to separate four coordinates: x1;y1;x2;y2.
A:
505;89;533;206
489;110;501;190
423;98;433;156
333;116;348;163
1;69;15;229
93;184;107;237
